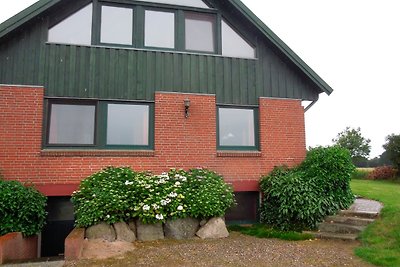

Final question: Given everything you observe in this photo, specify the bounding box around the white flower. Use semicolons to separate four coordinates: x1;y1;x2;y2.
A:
177;205;183;211
125;180;133;185
161;200;168;206
155;214;164;220
168;192;177;198
145;184;151;189
92;194;96;197
175;181;181;186
152;203;160;210
166;198;171;203
106;214;110;218
143;204;150;211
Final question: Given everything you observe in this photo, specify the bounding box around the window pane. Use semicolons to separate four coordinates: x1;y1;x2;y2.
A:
219;108;255;146
135;0;209;8
101;6;133;45
49;104;95;145
185;12;215;52
145;10;175;48
221;20;255;58
107;104;149;146
48;4;93;45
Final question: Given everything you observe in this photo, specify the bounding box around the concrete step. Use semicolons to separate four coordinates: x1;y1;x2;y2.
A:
339;210;379;219
318;222;366;234
305;231;359;241
324;215;375;226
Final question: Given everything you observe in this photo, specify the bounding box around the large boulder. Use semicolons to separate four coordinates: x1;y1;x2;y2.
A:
86;222;116;241
164;218;200;239
136;220;164;241
113;222;136;242
196;217;229;239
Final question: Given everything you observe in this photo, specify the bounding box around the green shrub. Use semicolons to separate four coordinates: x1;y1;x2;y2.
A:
0;180;47;237
259;146;355;231
71;167;235;227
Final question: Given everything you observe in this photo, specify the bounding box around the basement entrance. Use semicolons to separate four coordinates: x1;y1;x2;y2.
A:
41;197;75;257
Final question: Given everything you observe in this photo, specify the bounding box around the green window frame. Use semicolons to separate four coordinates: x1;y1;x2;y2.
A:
45;99;154;150
217;105;259;151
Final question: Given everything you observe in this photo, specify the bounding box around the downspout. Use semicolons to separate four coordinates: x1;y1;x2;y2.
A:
304;100;317;112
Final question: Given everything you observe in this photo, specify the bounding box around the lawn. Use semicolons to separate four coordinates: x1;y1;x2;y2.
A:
351;179;400;266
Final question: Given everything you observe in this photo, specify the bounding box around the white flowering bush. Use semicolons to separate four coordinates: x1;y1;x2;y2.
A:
71;167;235;227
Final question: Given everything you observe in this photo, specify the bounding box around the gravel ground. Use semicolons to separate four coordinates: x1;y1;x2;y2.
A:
64;232;374;267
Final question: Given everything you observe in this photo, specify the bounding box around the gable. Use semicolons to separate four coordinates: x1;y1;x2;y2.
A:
0;0;331;104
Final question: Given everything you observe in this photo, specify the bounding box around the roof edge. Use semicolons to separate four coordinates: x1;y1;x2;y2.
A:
0;0;60;39
228;0;333;95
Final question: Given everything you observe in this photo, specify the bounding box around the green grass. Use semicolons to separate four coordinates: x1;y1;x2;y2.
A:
351;179;400;266
228;224;313;241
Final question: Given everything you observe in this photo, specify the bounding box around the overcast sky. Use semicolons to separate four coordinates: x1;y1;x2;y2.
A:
1;0;399;158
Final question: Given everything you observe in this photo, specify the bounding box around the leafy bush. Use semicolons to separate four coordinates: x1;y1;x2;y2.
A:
71;167;235;227
0;180;47;236
367;166;397;180
259;146;355;231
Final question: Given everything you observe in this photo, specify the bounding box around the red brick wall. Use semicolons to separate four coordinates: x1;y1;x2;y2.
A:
0;86;306;196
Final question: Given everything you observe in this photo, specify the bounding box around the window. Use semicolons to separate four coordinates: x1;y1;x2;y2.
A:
145;10;175;48
107;104;149;146
48;3;93;45
185;12;215;52
47;2;257;58
101;6;133;45
46;100;152;149
218;107;257;149
48;103;96;145
221;20;255;58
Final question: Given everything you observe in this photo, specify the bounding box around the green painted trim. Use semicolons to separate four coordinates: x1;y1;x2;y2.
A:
0;0;332;96
216;105;260;151
228;0;333;95
43;98;154;150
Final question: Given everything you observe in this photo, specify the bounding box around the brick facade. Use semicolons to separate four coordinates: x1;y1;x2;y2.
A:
0;85;306;196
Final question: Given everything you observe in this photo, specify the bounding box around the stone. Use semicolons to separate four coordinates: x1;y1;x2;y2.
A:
164;218;200;239
113;221;136;242
199;219;208;227
86;222;116;241
196;217;229;239
136;220;164;241
128;220;137;236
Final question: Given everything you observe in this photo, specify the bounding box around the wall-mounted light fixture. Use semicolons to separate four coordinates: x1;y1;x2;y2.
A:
184;98;190;118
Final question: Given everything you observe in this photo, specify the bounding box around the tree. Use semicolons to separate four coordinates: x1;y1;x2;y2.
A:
332;127;371;164
383;134;400;169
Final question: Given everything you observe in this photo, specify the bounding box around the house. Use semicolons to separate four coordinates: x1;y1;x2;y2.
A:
0;0;332;256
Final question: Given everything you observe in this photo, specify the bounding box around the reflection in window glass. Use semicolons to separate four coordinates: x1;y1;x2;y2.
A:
107;104;149;146
219;108;255;147
145;10;175;48
101;6;133;45
135;0;209;8
185;12;215;52
221;20;255;58
49;104;95;145
48;4;93;45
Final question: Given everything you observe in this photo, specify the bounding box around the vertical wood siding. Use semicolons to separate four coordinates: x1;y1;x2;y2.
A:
0;20;320;105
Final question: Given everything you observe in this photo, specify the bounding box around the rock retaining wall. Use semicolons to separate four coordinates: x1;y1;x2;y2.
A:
65;217;229;260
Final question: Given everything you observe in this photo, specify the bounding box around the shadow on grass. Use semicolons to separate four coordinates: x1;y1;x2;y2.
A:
228;224;313;241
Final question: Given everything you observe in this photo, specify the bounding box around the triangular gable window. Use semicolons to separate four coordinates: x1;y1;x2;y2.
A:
222;19;255;59
48;3;93;45
135;0;210;9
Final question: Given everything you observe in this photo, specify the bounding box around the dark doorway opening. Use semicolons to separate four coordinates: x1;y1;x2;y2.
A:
225;191;260;224
41;197;74;257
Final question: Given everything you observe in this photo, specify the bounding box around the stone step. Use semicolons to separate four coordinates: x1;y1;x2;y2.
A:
338;210;379;219
305;231;359;241
318;222;366;234
324;215;375;226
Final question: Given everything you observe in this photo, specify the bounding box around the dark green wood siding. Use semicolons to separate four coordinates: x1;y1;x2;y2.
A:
0;4;320;104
